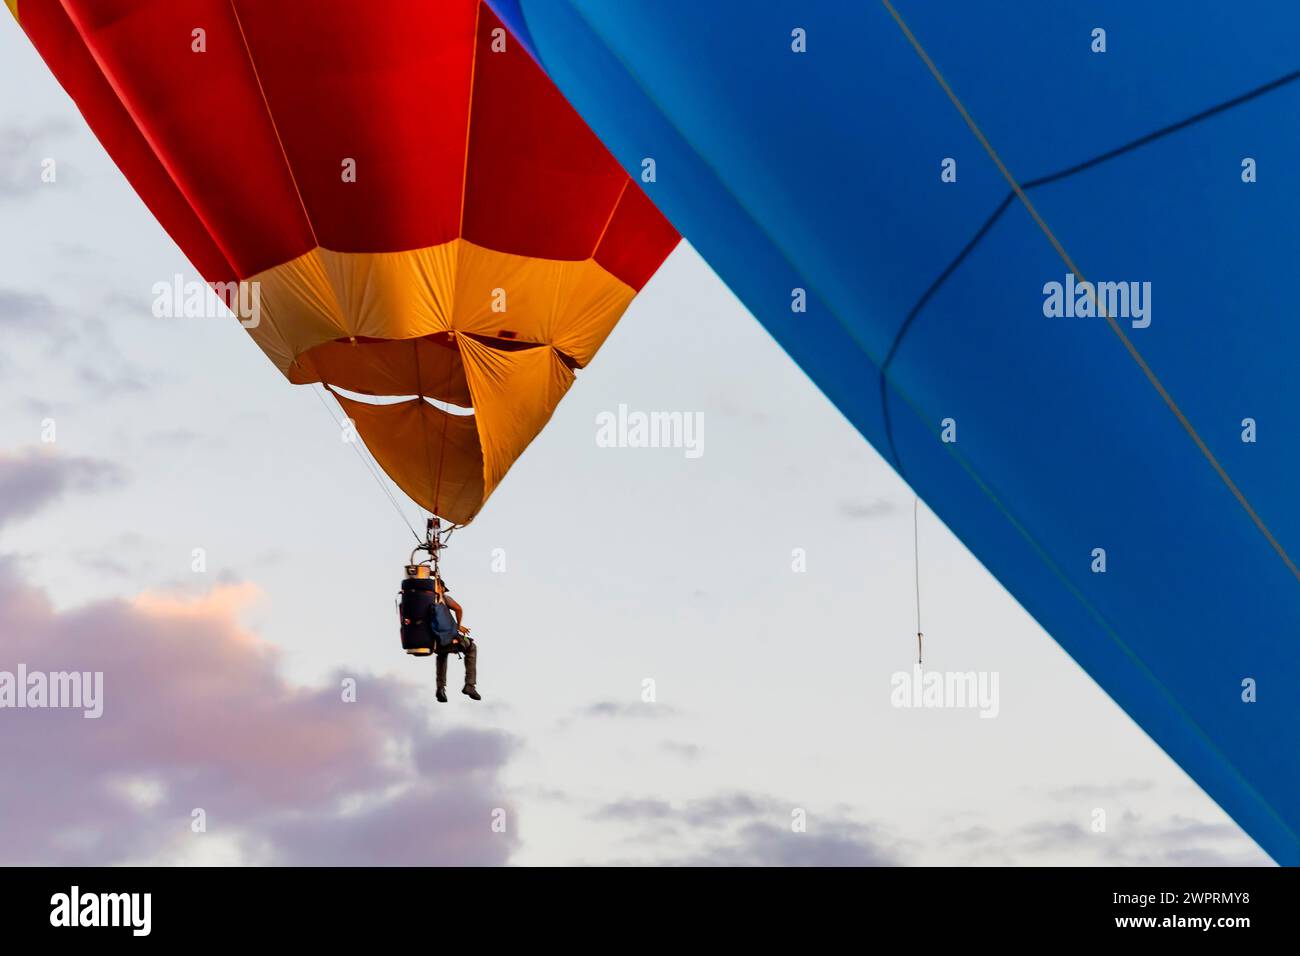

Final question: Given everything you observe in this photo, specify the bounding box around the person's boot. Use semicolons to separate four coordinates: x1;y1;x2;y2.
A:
435;653;448;703
461;642;481;700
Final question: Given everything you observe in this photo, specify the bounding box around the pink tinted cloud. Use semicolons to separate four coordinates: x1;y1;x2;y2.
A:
0;558;518;865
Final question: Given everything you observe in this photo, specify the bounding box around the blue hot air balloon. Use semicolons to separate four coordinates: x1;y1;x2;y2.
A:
490;0;1300;864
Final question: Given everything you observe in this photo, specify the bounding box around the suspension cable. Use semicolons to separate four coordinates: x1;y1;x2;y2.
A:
914;496;923;664
312;383;421;543
431;336;457;518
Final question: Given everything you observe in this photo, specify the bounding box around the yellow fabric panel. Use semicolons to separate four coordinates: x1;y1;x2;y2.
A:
5;1;18;23
243;239;634;382
456;334;575;501
330;392;486;526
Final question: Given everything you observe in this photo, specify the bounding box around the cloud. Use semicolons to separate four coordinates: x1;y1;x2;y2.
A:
942;780;1270;865
678;820;899;866
940;809;1270;866
0;288;57;329
1099;815;1270;866
0;448;123;529
578;700;678;720
1046;778;1156;801
590;786;1266;867
589;791;901;866
76;362;153;395
0;284;152;390
947;824;997;845
681;793;784;828
592;798;675;823
79;532;160;580
661;740;702;761
0;121;74;199
0;557;519;865
836;497;896;519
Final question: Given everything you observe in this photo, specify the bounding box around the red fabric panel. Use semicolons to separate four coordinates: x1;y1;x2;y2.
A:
29;0;678;287
230;0;476;253
20;0;235;283
60;0;316;277
461;3;626;259
595;181;681;291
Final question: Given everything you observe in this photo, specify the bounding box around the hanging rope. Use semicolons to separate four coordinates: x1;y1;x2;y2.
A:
313;383;421;543
413;335;457;521
310;337;465;551
431;335;456;517
914;495;923;664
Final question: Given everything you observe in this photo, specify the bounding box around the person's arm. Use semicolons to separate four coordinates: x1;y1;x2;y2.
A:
443;593;468;633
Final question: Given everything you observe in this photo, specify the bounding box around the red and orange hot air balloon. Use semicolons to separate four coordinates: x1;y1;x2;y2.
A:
9;0;678;524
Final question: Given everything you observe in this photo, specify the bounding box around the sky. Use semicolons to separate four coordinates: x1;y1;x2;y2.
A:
0;16;1271;866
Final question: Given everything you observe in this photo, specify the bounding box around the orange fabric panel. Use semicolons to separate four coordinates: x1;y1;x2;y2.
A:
247;242;460;373
331;393;485;525
292;336;472;406
457;335;575;501
245;240;635;379
450;245;635;366
245;248;348;374
329;335;573;524
320;243;459;341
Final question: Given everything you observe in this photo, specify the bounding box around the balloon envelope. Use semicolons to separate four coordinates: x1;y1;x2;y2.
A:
496;0;1300;863
11;0;678;524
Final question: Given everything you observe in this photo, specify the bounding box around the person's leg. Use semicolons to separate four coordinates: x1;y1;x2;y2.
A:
461;640;480;700
435;650;449;703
